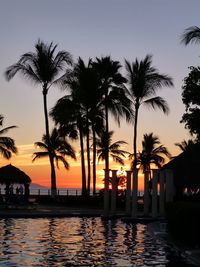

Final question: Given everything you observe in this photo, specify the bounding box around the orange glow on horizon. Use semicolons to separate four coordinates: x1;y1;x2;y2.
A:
0;143;152;191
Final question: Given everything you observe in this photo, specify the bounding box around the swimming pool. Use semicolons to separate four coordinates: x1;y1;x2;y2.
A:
0;217;196;266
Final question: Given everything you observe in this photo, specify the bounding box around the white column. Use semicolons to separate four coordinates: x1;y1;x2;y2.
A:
165;169;174;203
152;169;158;218
132;168;138;218
144;171;150;216
126;170;132;215
111;170;118;215
104;169;110;216
159;170;165;216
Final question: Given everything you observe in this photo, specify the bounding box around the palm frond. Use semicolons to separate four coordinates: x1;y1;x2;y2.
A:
181;26;200;45
32;151;49;162
0;126;17;135
143;96;170;114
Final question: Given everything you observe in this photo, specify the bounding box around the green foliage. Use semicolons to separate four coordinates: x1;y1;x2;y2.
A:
181;66;200;139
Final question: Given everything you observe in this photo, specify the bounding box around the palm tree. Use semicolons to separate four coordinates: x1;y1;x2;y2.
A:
125;55;173;169
181;26;200;45
175;139;196;152
131;132;171;215
92;56;132;171
51;95;88;195
96;130;129;166
5;40;73;195
0;115;18;159
33;128;76;172
132;133;171;173
51;57;104;195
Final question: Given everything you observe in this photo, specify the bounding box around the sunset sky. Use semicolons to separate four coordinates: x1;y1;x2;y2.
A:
0;0;200;189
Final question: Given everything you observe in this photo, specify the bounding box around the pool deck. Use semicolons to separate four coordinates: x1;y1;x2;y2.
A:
0;204;164;223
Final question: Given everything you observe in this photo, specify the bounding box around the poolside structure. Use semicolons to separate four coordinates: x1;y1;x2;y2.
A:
0;164;31;198
161;143;200;197
103;167;174;218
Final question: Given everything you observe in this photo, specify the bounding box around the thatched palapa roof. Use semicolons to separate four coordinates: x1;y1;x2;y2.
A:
0;164;31;185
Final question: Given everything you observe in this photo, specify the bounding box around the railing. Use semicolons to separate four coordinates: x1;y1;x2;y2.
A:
0;188;144;196
30;189;83;196
0;188;85;196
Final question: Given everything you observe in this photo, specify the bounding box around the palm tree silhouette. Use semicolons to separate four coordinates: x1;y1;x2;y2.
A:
125;55;173;169
33;128;76;171
96;130;129;166
131;132;170;215
5;40;72;195
132;133;171;173
51;57;104;195
181;26;200;45
92;56;132;172
0;115;17;159
175;139;196;152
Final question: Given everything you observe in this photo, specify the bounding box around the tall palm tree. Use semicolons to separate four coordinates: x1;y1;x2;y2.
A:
51;57;104;195
92;56;132;171
0;115;18;159
175;139;196;152
125;55;173;168
5;40;73;195
181;26;200;45
33;128;76;171
50;94;87;195
96;130;129;166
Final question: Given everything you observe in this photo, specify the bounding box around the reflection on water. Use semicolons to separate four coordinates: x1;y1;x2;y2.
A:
0;218;195;266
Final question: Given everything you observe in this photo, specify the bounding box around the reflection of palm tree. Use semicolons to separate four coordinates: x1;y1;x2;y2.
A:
181;26;200;45
96;130;129;166
5;40;72;195
125;55;173;169
175;139;196;152
0;115;17;159
33;128;76;171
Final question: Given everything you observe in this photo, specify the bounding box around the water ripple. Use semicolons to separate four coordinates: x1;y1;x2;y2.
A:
0;218;195;266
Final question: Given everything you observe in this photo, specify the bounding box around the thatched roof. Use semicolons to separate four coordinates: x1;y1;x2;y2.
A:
162;144;200;188
0;164;31;185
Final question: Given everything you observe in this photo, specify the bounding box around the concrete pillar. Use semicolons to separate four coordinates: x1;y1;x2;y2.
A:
159;170;165;216
152;169;158;218
126;171;132;215
144;171;150;216
104;169;110;216
165;169;174;203
132;168;138;218
111;170;118;214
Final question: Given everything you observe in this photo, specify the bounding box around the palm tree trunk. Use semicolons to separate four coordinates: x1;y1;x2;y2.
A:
105;103;109;171
86;111;91;194
42;85;56;195
133;103;139;169
92;123;97;195
79;124;87;196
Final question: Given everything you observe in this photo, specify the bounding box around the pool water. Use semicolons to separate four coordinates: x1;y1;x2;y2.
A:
0;218;196;266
